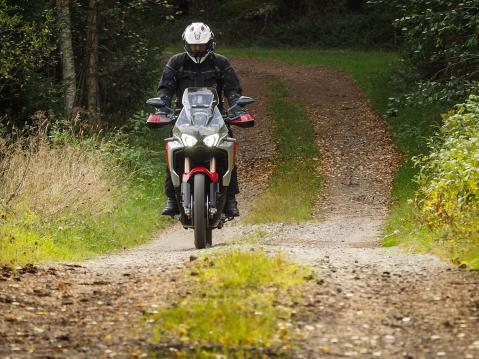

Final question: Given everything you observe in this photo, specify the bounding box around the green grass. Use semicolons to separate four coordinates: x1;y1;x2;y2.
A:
384;204;479;270
148;250;311;358
382;105;444;238
245;81;321;223
0;179;170;265
387;105;445;202
0;127;172;266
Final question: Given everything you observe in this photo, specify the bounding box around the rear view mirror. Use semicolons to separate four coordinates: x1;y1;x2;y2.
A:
236;96;254;107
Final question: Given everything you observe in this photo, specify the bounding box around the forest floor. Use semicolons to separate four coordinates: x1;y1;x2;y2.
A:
1;58;478;358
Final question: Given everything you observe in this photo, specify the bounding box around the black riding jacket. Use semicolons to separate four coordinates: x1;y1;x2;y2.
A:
157;52;242;111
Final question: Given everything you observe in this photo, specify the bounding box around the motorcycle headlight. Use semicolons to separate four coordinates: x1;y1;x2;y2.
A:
203;134;219;147
181;134;198;147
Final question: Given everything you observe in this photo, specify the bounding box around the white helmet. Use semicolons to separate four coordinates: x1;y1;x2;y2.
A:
182;22;215;64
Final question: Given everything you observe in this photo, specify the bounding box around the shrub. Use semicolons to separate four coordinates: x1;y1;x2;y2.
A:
370;0;479;108
414;95;479;234
0;112;168;266
0;132;124;220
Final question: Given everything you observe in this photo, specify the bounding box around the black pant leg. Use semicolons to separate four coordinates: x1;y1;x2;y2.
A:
165;168;175;198
226;126;239;197
229;166;239;197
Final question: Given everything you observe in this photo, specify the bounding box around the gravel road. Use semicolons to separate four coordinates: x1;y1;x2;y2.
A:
0;57;478;359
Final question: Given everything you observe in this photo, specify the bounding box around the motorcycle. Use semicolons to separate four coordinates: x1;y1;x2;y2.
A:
146;87;255;249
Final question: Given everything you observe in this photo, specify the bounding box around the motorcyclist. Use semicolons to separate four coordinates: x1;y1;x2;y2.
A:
157;22;243;217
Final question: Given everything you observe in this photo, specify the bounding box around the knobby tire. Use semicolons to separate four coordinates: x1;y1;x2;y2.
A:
193;174;207;249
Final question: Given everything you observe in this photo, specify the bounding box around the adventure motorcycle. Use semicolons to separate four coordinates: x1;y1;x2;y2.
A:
146;87;254;249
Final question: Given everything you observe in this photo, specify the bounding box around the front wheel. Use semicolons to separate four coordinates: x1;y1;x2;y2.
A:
193;174;207;249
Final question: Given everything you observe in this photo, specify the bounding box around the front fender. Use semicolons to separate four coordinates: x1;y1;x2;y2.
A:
165;139;183;187
217;138;235;187
183;168;219;183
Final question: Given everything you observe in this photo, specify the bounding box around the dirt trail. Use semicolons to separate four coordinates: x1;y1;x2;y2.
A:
228;58;479;358
1;57;478;358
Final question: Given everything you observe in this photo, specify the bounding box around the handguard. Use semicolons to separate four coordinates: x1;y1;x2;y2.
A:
147;113;174;128
227;113;255;128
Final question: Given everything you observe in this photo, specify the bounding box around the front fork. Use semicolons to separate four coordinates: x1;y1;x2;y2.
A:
181;156;219;219
208;157;219;217
181;157;191;216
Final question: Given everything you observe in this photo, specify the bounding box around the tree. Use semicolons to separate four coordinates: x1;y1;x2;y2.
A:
56;0;77;117
86;0;99;117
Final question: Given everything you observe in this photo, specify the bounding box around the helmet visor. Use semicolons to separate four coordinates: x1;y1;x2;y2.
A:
185;43;209;58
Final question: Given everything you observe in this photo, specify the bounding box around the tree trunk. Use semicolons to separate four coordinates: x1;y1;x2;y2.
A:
86;0;99;116
56;0;76;117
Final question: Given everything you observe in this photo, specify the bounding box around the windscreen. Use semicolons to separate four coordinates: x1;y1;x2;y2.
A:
178;88;219;127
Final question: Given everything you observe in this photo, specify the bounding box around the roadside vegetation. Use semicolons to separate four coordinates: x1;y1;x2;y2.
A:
246;81;321;223
0;114;171;266
385;97;479;269
0;1;176;267
148;250;312;358
374;0;479;269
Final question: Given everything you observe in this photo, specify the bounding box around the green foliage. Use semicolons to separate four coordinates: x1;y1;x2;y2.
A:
96;111;169;179
386;103;444;158
415;96;479;231
0;0;174;128
246;81;321;223
66;0;174;122
384;90;479;270
369;0;479;106
0;0;60;123
0;0;56;80
383;104;445;251
149;251;310;357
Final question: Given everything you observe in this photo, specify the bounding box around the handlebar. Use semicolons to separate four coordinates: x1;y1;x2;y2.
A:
154;110;177;121
154;110;247;123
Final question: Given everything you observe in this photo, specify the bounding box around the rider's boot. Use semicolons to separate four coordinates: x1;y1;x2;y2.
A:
162;197;179;216
163;169;179;216
224;195;240;217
